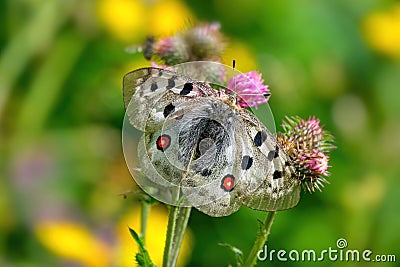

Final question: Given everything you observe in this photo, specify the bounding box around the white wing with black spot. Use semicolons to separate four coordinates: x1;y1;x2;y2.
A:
174;98;243;216
123;67;215;131
238;109;301;211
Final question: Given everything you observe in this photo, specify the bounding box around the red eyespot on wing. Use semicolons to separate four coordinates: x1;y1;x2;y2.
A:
175;109;184;120
156;134;171;151
221;175;235;192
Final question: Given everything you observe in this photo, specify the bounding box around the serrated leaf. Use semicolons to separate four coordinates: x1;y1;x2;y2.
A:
129;227;156;267
219;243;244;267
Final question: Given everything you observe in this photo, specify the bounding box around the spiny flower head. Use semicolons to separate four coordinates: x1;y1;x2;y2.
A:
278;116;335;192
227;71;270;109
143;23;225;66
152;36;189;66
184;23;225;61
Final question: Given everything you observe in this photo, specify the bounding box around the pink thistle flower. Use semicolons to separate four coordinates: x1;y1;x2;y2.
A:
278;116;335;192
227;71;270;109
305;151;329;176
299;150;330;179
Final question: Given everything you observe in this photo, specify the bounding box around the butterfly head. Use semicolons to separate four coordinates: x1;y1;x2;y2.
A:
220;91;242;111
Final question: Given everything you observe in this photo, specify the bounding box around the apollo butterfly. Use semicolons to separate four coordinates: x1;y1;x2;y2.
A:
122;62;300;217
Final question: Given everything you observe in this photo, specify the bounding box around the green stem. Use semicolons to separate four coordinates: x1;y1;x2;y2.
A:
244;211;277;267
140;201;151;242
162;205;191;267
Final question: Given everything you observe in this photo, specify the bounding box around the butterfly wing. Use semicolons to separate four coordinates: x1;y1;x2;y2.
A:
135;94;243;215
123;67;214;131
237;109;301;211
172;98;244;217
124;68;218;205
137;120;195;206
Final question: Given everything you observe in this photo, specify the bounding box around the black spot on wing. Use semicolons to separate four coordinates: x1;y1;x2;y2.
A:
201;169;212;176
254;131;267;147
273;170;282;179
274;145;279;158
180;83;193;95
267;146;279;161
267;151;275;161
150;82;158;91
166;77;176;89
241;155;253;170
163;103;175;118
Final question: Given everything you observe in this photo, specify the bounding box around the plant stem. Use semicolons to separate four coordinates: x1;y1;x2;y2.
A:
140;201;151;242
162;205;191;267
244;211;276;267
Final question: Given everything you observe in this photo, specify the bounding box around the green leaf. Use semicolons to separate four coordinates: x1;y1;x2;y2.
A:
219;243;244;267
256;219;267;236
129;227;157;267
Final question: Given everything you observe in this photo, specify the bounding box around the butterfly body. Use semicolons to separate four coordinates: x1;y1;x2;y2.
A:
123;66;300;217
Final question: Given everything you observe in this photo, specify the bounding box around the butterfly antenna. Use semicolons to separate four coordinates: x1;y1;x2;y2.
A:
232;59;236;93
232;60;238;105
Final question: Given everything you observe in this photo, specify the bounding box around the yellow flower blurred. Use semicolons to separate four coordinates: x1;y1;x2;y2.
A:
148;0;194;36
223;40;258;72
115;205;193;267
35;220;111;266
97;0;146;42
97;0;194;42
363;4;400;58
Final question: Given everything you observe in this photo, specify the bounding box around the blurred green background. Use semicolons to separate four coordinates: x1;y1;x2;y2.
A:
1;0;400;266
